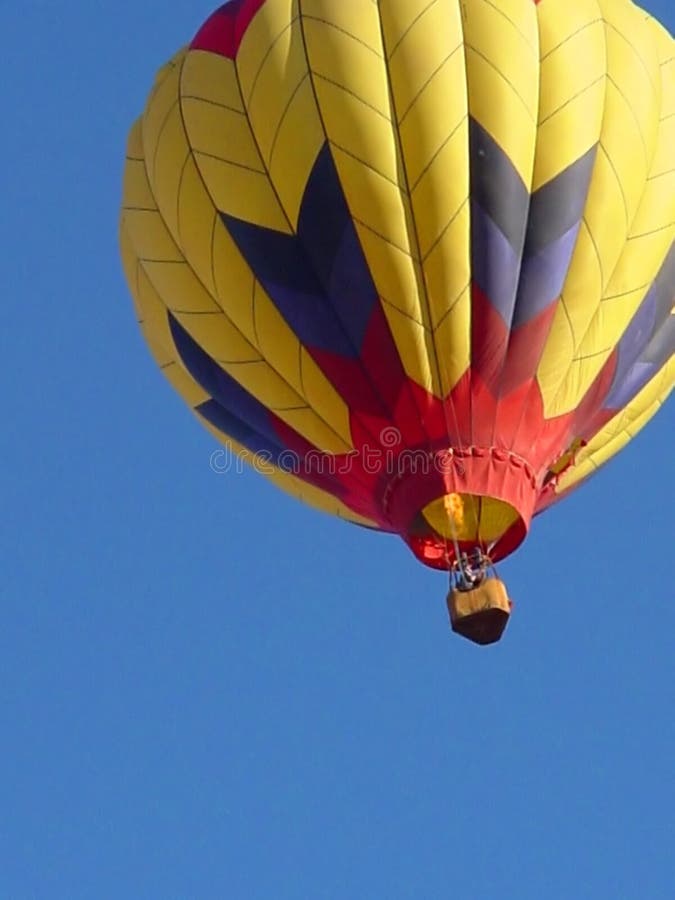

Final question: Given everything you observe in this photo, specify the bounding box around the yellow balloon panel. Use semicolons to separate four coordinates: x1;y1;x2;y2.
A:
537;2;671;417
532;0;607;191
556;358;674;495
121;133;354;454
461;0;539;186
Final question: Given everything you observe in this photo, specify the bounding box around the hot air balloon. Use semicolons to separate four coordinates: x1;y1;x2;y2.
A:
120;0;674;644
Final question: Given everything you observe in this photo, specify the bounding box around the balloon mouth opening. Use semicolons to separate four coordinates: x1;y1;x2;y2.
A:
379;446;540;571
405;507;528;571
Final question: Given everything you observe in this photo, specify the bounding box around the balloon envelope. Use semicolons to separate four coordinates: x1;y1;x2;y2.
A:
120;0;674;569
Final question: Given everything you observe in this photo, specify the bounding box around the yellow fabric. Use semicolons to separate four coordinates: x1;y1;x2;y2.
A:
121;114;353;454
299;0;479;397
555;356;674;495
537;3;674;415
422;494;519;545
462;0;539;186
534;0;607;190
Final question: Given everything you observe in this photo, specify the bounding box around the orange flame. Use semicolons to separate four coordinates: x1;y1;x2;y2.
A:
443;492;465;531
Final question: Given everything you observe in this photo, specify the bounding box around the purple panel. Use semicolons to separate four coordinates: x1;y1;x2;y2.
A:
512;222;580;327
221;143;378;357
605;361;656;411
642;316;675;366
197;399;287;462
297;143;379;345
469;119;529;251
222;216;357;357
605;320;674;410
471;199;522;326
524;147;596;254
510;149;596;327
605;245;675;408
607;290;658;395
169;312;284;453
169;312;352;498
328;226;376;323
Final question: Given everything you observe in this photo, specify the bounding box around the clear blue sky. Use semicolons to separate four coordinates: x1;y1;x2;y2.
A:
2;3;673;898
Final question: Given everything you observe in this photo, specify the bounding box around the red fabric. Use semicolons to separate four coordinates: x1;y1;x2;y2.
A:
498;303;558;396
382;447;537;556
190;0;267;58
470;284;510;392
265;302;618;570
